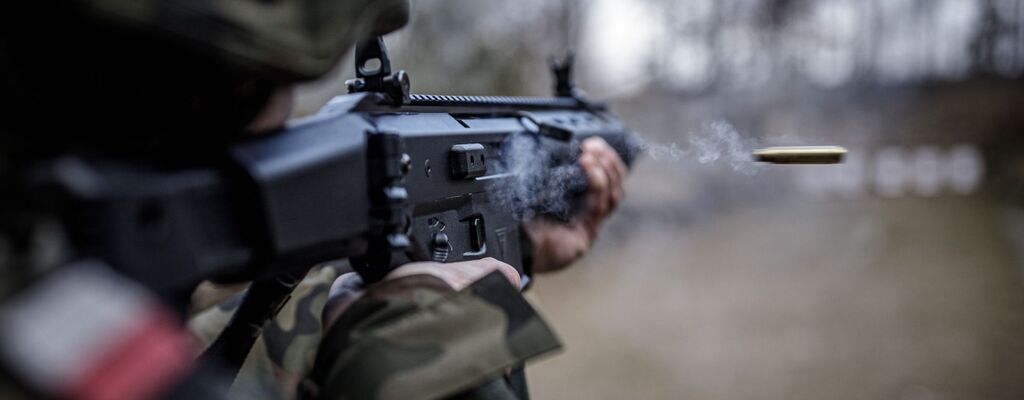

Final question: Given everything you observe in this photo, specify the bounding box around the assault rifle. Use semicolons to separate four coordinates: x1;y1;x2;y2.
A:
31;37;639;379
38;36;638;298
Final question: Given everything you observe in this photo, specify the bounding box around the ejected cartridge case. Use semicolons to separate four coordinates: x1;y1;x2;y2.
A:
752;146;847;164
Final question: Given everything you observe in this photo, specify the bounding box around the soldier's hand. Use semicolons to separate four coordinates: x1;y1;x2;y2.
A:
323;258;521;327
524;137;627;273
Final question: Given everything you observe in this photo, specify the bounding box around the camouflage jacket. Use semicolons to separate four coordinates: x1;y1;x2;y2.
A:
188;261;561;400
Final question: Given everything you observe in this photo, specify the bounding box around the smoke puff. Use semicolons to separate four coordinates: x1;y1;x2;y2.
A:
487;120;759;221
641;119;762;175
489;134;586;220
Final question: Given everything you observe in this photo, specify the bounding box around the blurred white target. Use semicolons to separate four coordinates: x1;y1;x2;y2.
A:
797;167;830;198
875;147;910;198
912;146;943;197
946;144;984;194
832;147;866;198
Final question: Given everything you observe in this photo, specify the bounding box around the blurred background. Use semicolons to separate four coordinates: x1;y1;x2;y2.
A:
298;1;1024;399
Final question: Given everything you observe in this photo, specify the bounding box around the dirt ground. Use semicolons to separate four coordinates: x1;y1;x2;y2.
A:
526;195;1024;400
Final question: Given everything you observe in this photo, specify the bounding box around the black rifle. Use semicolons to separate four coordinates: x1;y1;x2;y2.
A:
29;36;640;389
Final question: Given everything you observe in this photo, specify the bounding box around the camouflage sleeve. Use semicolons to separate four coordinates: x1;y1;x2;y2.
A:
189;264;343;398
301;272;562;400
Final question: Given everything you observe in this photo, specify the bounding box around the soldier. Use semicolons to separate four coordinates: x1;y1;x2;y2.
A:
0;0;627;399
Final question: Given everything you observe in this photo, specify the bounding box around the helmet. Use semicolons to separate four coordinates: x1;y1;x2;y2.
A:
76;0;411;81
0;0;410;157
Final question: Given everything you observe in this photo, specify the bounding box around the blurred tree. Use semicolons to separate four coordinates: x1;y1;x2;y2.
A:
295;0;1024;114
388;0;580;95
582;0;1024;94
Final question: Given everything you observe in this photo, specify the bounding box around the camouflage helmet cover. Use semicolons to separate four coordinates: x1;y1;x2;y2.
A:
78;0;411;80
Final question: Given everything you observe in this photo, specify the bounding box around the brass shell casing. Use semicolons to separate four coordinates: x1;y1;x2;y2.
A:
752;146;847;164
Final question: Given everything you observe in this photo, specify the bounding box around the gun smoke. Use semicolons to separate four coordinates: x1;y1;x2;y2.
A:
490;133;587;220
489;120;762;220
642;120;763;176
